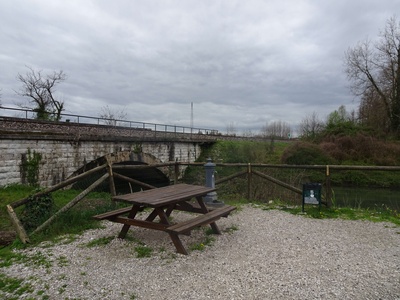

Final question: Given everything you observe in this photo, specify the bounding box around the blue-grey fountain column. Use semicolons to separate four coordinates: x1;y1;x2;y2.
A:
203;158;223;205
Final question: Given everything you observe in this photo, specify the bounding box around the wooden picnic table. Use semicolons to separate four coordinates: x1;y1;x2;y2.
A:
93;183;236;255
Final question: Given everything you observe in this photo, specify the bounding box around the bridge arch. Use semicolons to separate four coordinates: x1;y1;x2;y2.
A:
71;150;170;193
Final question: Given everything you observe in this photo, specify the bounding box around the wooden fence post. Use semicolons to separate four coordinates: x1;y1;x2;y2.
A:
247;163;252;200
326;165;332;208
174;161;179;185
106;159;116;197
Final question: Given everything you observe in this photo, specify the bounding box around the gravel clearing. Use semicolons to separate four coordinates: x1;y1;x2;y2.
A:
1;205;399;299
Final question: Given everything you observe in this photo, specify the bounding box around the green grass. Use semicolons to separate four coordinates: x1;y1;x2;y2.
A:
134;245;153;258
0;245;52;269
0;273;34;297
0;184;36;231
189;228;217;252
262;201;400;226
0;184;120;272
83;236;114;248
0;184;114;234
224;224;239;233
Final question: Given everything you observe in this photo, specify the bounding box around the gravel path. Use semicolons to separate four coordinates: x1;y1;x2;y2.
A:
1;205;399;299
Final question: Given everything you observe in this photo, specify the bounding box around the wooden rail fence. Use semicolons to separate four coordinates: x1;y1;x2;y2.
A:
7;161;400;243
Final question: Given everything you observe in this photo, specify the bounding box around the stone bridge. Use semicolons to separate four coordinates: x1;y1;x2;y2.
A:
0;117;220;187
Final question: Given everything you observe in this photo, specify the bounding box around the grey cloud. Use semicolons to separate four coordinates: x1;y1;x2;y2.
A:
0;0;397;133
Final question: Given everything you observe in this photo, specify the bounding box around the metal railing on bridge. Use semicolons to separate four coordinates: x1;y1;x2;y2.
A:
0;106;219;136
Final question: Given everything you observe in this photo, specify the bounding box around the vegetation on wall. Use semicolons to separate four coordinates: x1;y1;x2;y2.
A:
20;149;42;186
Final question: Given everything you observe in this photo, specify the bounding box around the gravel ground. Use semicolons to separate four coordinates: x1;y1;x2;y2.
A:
1;205;399;300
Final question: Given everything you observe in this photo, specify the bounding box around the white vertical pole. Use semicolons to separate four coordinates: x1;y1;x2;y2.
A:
190;102;193;135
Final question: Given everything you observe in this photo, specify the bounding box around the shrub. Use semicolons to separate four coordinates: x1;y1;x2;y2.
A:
319;133;400;165
20;193;54;231
281;142;333;165
319;141;349;162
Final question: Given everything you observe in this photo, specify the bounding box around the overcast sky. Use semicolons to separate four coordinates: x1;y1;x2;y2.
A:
0;0;398;134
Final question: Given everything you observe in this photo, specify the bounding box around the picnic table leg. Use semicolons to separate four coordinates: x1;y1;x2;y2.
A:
145;209;159;222
155;207;189;255
196;196;221;234
118;205;141;239
165;204;176;217
168;233;188;255
155;207;171;225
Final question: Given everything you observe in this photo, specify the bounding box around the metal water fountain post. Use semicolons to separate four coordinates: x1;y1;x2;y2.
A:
203;158;224;206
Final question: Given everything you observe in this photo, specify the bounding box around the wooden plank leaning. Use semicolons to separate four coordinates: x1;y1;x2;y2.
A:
11;164;108;208
6;205;30;244
31;173;109;236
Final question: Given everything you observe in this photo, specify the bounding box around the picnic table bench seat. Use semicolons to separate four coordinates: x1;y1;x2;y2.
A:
167;205;236;235
93;206;137;220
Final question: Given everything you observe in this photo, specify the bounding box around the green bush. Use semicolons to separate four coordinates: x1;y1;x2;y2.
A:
20;193;54;231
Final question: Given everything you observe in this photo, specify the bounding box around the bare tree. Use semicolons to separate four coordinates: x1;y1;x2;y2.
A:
17;67;66;121
241;129;254;137
99;105;128;126
358;88;389;131
344;16;400;133
261;120;291;138
299;111;324;138
226;122;237;136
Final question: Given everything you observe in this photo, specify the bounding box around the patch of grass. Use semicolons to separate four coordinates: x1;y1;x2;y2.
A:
83;236;114;248
27;196;118;245
0;273;34;297
56;255;69;267
57;274;67;280
189;229;216;252
0;184;114;242
160;252;177;262
0;184;36;231
0;247;27;268
0;246;52;269
134;245;153;258
204;227;215;235
27;251;53;269
124;235;145;245
224;224;239;233
58;283;68;294
46;234;78;246
265;203;400;226
189;242;205;251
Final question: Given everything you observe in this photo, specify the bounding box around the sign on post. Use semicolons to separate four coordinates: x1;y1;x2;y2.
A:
302;183;322;212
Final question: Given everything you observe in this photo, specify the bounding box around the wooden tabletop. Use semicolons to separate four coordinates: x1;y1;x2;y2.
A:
112;184;216;207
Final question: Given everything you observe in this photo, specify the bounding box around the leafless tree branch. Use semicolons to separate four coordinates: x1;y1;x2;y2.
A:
16;66;67;121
